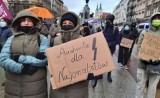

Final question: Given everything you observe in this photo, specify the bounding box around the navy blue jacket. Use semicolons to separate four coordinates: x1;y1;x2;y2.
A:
0;26;12;39
0;26;12;51
103;26;120;54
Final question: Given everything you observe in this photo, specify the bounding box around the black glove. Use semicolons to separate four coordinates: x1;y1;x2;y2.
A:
28;66;38;75
141;59;153;65
22;64;38;75
152;60;160;66
21;64;30;74
95;75;103;79
87;73;97;88
11;55;20;62
36;52;46;60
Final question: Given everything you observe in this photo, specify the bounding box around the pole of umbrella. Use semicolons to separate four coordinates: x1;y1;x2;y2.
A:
51;0;53;10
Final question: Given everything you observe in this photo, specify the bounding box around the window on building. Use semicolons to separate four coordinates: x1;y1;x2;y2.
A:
146;10;150;16
148;0;152;5
153;7;159;13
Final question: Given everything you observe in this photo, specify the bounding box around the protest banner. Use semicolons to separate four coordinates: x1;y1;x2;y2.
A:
0;0;13;19
138;32;160;61
120;38;133;48
46;32;116;89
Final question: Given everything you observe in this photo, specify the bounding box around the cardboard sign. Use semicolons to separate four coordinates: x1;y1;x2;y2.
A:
138;32;160;61
120;38;133;48
46;32;116;89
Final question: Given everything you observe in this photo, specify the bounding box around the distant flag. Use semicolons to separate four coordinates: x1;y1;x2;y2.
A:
0;0;13;19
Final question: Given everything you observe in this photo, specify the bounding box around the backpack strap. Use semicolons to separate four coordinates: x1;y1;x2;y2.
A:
37;33;44;47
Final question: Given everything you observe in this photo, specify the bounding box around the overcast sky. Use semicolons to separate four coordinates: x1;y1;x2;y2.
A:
63;0;120;15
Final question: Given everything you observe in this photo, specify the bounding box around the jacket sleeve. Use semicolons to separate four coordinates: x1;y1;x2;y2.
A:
7;28;13;38
18;36;49;66
0;36;23;73
109;28;120;46
131;29;139;40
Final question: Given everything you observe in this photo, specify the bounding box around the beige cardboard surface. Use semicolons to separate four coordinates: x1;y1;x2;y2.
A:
120;38;133;48
138;32;160;61
46;32;116;89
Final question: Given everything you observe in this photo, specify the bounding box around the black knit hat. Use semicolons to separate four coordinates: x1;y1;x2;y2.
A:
106;14;115;22
60;12;77;27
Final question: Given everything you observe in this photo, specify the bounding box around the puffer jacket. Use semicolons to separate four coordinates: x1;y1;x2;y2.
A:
50;11;88;98
137;12;160;69
0;9;49;98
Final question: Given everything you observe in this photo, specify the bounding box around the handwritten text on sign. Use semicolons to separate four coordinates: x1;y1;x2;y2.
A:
138;32;160;61
120;38;133;48
46;32;115;89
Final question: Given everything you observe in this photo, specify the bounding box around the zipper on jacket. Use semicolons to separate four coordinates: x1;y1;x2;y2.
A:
23;35;28;55
20;75;22;98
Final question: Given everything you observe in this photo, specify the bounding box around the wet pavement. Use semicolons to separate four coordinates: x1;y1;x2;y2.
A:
88;54;136;98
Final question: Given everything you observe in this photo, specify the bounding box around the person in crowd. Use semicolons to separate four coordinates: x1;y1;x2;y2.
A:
103;14;120;82
136;12;160;98
49;11;88;98
89;24;95;34
96;26;103;32
0;18;12;51
49;17;61;46
44;19;51;30
118;24;132;69
0;9;49;98
81;21;91;36
38;17;49;37
127;21;139;65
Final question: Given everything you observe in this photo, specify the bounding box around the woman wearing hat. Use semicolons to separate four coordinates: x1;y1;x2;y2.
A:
103;14;120;82
0;9;49;98
49;11;88;98
0;18;12;51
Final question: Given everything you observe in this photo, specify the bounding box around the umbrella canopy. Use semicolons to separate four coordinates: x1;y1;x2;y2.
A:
27;7;54;19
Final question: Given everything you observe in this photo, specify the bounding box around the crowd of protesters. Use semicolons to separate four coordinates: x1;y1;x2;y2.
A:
0;8;160;98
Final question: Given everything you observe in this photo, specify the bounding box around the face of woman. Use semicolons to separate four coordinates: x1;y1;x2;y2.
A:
61;20;75;30
62;20;74;26
0;19;5;22
20;17;34;27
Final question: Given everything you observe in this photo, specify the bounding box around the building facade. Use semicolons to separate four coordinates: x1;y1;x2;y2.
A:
135;0;146;23
51;0;64;17
113;4;121;24
114;0;160;24
5;0;64;17
62;5;68;14
144;0;160;22
126;0;136;21
113;0;129;25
